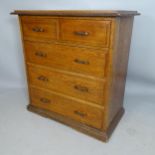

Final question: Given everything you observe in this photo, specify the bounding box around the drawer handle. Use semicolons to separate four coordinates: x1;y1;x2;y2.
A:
35;51;47;58
74;59;89;65
40;98;50;104
38;75;48;82
74;31;89;36
74;85;88;92
74;110;87;117
32;27;44;32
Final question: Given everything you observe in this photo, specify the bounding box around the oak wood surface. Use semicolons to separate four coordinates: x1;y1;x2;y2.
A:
25;41;107;78
27;64;105;105
30;86;104;129
21;16;58;42
11;10;140;17
12;10;139;142
59;19;111;48
107;17;134;126
27;104;124;142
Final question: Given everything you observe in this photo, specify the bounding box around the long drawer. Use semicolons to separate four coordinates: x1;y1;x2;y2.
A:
30;87;104;129
25;41;107;78
27;64;105;105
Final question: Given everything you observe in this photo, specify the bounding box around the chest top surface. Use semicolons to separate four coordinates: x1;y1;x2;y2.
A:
11;10;140;17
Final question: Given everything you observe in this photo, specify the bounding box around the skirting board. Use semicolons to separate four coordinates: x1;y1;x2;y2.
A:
27;105;124;142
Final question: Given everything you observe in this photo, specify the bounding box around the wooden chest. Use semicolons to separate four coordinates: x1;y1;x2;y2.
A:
11;10;140;142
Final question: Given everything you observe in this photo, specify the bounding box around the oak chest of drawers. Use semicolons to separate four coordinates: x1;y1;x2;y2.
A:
12;10;140;142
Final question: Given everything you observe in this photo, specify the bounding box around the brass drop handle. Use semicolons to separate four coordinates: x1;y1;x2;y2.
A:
35;51;47;57
40;98;50;103
74;59;89;65
74;85;89;92
74;31;89;36
74;110;87;117
37;75;48;82
32;27;44;32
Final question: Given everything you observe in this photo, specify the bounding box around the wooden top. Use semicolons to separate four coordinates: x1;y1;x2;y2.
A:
11;10;140;17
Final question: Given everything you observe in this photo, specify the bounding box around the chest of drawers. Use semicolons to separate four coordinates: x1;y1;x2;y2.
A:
11;10;139;142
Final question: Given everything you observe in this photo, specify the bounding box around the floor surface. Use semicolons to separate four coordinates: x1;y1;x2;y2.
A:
0;88;155;155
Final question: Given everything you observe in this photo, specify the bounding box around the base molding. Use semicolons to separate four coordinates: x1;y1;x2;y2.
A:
27;105;124;142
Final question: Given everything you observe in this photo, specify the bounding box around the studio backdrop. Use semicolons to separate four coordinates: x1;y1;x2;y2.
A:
0;0;155;96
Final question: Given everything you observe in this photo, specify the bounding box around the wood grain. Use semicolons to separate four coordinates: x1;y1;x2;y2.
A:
11;10;140;17
107;17;134;125
25;41;107;78
12;10;140;142
27;104;124;142
30;86;104;129
60;19;111;48
27;64;105;105
21;16;59;42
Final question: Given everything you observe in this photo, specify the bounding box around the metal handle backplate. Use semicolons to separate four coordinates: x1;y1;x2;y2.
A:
38;75;48;82
35;51;47;58
74;85;88;92
74;110;87;117
74;31;89;36
32;27;44;32
74;59;89;65
40;98;50;103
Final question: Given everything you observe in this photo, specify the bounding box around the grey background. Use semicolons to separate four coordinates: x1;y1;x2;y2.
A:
0;0;155;155
0;0;155;95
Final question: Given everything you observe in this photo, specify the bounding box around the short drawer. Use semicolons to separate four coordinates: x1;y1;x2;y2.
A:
30;87;103;129
28;64;105;105
21;16;58;42
60;19;111;48
25;41;107;78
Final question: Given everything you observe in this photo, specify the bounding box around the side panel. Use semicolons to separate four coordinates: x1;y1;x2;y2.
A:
107;17;134;126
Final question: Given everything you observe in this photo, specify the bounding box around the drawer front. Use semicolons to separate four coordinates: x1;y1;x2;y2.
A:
60;19;111;47
28;65;105;105
21;16;58;42
25;41;106;78
30;87;103;129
